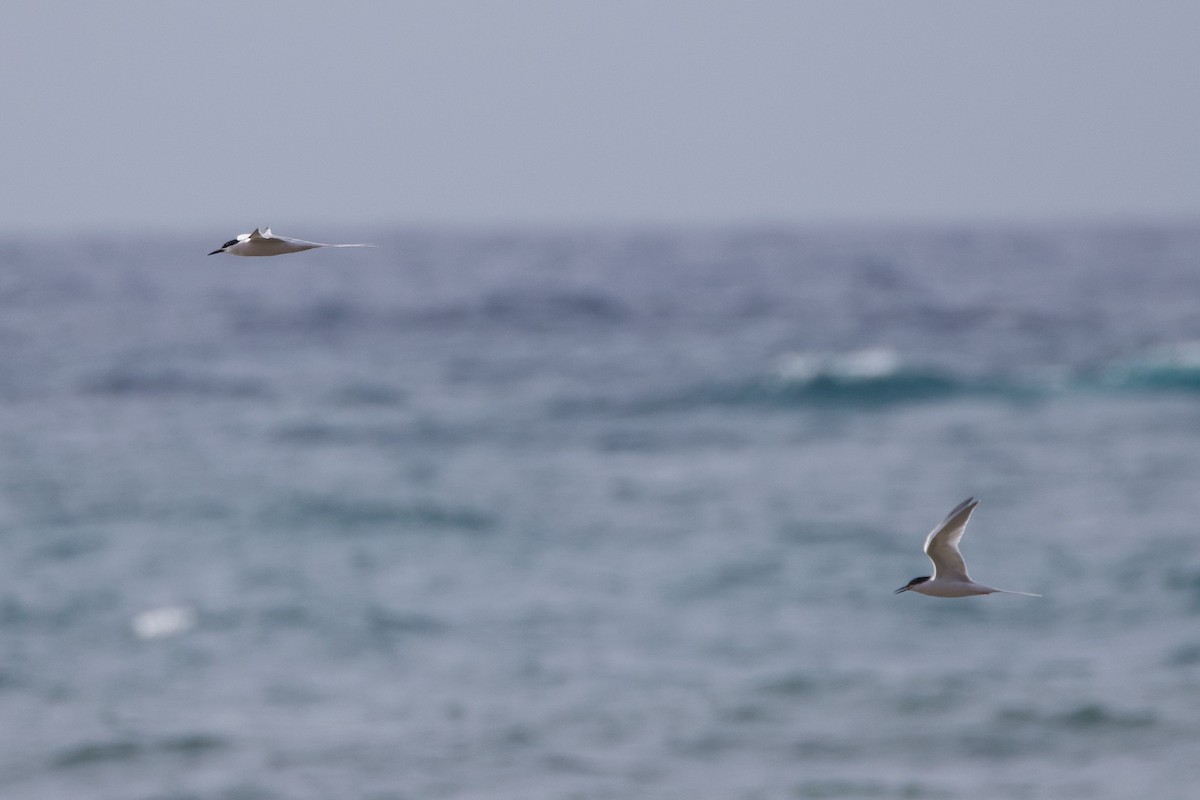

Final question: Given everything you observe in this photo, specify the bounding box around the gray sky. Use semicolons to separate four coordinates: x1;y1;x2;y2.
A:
2;2;1198;234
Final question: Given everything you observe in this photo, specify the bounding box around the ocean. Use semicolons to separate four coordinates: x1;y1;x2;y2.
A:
1;224;1199;799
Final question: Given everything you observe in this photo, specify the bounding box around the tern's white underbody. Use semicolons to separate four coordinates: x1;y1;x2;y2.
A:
208;227;373;257
895;498;1040;598
905;579;1018;598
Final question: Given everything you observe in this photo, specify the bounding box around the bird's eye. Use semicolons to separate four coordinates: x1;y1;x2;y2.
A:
222;239;238;248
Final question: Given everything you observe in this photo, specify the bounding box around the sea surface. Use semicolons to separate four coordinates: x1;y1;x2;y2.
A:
2;224;1200;799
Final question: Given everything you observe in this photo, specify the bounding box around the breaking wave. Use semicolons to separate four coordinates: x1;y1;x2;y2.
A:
1085;342;1200;392
600;345;1200;415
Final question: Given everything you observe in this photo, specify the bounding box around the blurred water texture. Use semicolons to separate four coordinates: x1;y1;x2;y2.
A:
2;224;1200;799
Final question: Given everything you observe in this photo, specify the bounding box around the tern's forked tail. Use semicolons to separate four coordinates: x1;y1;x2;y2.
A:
989;588;1042;597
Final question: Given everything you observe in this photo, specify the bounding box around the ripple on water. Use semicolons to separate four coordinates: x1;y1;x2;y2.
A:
50;733;228;770
997;703;1158;731
80;367;268;399
262;495;497;535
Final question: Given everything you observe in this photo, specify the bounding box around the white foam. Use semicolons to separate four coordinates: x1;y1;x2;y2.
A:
773;348;902;383
131;606;196;640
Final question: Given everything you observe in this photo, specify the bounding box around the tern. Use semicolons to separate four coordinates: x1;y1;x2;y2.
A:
894;498;1040;598
208;227;374;257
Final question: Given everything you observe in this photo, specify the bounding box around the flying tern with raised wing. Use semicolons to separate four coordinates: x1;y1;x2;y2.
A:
894;498;1040;598
208;227;374;257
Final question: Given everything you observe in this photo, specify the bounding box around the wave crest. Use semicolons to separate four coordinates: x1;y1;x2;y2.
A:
1093;342;1200;392
657;349;971;410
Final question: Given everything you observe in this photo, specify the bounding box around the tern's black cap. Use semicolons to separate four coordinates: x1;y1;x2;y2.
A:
894;575;930;594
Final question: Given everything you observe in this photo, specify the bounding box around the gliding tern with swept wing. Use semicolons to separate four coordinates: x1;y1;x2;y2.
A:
208;227;373;257
894;498;1041;598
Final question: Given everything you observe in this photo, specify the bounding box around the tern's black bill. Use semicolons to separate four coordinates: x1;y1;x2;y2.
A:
893;586;909;594
208;249;223;255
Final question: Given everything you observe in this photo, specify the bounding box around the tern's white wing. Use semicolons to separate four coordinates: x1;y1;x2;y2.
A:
253;228;318;244
271;231;373;248
923;497;978;582
272;233;326;246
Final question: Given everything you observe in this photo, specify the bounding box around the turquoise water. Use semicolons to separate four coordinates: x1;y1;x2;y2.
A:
2;225;1200;799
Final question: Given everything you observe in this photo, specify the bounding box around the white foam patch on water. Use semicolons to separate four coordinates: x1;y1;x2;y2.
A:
773;348;902;383
131;606;197;640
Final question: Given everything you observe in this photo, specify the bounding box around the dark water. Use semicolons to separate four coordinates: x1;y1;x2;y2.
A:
2;224;1200;799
